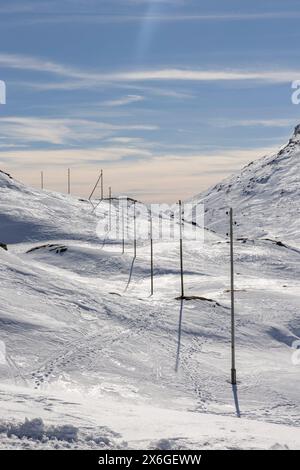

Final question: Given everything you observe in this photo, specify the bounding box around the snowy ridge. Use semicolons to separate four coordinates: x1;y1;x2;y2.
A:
0;170;100;244
189;125;300;244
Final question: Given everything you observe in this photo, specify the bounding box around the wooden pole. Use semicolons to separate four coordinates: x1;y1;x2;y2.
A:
179;200;184;298
230;207;237;385
41;171;44;190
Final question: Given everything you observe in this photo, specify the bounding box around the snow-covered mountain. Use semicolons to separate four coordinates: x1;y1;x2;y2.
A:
0;129;299;450
190;125;300;244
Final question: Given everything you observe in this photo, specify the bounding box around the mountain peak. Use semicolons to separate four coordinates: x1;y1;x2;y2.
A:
293;123;300;136
288;123;300;144
193;127;300;243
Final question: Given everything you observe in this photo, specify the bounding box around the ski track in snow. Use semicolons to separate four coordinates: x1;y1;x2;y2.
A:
0;128;300;450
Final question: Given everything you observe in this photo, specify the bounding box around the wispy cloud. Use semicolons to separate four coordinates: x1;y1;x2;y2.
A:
212;118;297;129
1;53;300;91
0;2;39;14
0;146;151;168
101;69;300;83
4;11;300;25
0;53;82;78
0;117;158;145
103;94;144;107
106;136;145;144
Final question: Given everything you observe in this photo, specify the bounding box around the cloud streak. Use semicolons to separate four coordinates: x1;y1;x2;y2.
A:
103;94;144;107
212;118;297;129
4;11;300;25
0;146;151;168
0;117;158;145
1;53;300;91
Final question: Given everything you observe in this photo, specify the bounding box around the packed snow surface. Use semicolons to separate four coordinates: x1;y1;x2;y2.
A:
0;128;299;449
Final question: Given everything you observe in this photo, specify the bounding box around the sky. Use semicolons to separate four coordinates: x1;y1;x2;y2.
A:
0;0;300;202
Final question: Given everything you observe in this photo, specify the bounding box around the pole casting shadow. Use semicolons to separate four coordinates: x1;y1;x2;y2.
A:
175;298;184;372
125;255;136;291
232;384;241;418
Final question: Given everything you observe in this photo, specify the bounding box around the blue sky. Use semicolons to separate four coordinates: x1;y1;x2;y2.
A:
0;0;300;201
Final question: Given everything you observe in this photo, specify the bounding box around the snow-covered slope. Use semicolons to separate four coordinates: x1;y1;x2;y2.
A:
189;126;300;244
0;170;99;244
0;131;299;450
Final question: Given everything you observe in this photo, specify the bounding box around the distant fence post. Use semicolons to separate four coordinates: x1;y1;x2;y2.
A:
149;207;154;296
41;171;44;190
179;200;184;298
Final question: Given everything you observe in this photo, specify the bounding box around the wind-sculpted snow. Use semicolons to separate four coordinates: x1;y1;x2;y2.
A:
0;128;299;449
0;415;123;449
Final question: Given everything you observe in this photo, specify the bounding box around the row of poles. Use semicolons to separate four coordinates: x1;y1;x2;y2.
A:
39;168;237;386
134;201;236;386
112;199;237;385
40;168;72;195
40;168;107;198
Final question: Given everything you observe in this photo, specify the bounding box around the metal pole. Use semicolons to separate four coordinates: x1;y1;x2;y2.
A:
179;200;184;298
100;169;103;200
67;168;71;195
121;199;125;254
41;171;44;190
133;201;137;258
149;207;154;296
230;207;237;385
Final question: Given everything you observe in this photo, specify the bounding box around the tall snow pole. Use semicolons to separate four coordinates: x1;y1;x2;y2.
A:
121;199;125;254
149;207;154;296
179;200;184;298
67;168;71;195
41;171;44;190
229;207;237;385
100;169;104;200
133;201;137;258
